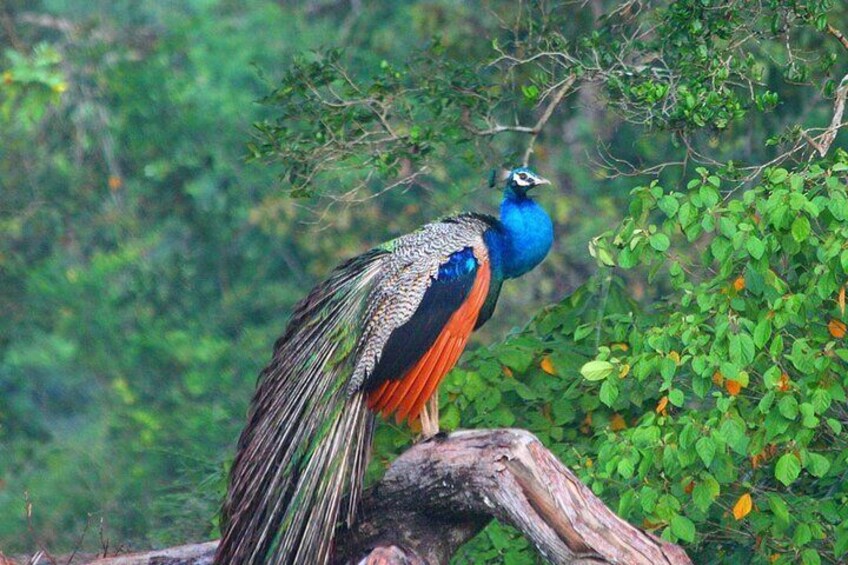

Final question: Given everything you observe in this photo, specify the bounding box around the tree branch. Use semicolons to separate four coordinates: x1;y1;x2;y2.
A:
468;74;577;166
53;429;691;565
337;429;691;564
814;72;848;157
827;23;848;52
523;74;577;166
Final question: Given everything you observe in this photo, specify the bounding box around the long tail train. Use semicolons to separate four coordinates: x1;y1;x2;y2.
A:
215;250;385;564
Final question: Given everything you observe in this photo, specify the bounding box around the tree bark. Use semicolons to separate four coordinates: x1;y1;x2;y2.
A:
35;429;691;565
335;429;691;565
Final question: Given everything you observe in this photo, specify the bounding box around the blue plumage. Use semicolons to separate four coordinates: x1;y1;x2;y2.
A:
438;247;478;280
496;192;554;279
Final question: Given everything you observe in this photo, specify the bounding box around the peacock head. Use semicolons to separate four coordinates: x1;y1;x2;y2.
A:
503;167;550;199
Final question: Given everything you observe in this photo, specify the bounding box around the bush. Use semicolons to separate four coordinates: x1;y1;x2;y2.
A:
438;153;848;564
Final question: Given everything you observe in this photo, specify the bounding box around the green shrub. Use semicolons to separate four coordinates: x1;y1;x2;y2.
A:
441;153;848;564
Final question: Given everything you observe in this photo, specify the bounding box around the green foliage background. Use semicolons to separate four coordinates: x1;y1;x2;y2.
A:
1;1;847;563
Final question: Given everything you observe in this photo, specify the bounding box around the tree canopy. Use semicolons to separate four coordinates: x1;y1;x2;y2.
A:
1;1;847;563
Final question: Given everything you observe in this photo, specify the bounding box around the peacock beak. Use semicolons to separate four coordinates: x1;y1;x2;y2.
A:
533;176;551;187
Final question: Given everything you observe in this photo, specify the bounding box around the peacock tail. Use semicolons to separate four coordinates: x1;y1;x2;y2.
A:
217;249;384;564
215;168;553;564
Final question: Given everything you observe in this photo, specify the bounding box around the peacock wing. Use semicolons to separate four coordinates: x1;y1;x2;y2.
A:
349;214;497;422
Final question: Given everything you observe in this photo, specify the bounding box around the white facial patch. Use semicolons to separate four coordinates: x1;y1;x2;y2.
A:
513;172;540;187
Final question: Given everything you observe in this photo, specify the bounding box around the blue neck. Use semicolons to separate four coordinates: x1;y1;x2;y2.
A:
491;189;553;279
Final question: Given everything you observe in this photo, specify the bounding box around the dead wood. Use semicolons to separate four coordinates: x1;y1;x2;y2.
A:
17;429;691;565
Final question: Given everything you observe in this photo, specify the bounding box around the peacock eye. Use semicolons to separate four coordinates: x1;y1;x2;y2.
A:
518;173;527;180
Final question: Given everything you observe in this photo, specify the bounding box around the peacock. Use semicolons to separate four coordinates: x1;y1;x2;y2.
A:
215;167;554;564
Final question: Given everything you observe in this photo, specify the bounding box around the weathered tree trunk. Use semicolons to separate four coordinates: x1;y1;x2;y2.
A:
40;429;691;565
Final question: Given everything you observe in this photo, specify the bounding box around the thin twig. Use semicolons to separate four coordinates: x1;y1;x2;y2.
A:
827;24;848;52
472;124;537;136
25;491;58;565
66;514;92;565
523;74;577;165
815;72;848;157
99;517;109;557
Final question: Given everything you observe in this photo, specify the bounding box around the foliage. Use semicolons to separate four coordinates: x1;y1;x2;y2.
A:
250;0;846;199
0;0;349;550
1;0;848;564
442;153;848;564
0;42;65;127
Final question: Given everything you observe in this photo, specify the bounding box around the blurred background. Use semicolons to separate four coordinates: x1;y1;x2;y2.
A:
1;0;845;560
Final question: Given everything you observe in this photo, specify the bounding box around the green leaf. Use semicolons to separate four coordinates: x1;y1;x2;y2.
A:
599;379;619;406
617;457;635;479
462;372;485;400
691;483;711;512
770;333;784;357
649;233;670;252
795;523;813;547
699;185;720;208
791;216;811;242
753;319;772;349
778;395;798;420
763;366;781;389
692;476;719;512
668;389;684;407
618;490;636;517
811;389;831;414
670;514;696;542
775;453;801;486
746;236;765;259
767;493;790;527
521;84;539;102
799;402;818;428
729;333;755;366
658;195;679;217
497;347;534;372
640;486;659;513
769;168;789;184
580;360;614;381
759;390;775;413
805;452;830;478
835;523;848;557
660;357;676;380
655;493;681;521
696;436;716;468
440;403;461;431
719;419;748;455
800;549;821;565
632;425;661;447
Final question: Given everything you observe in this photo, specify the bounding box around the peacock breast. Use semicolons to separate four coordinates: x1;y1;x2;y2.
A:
498;198;553;279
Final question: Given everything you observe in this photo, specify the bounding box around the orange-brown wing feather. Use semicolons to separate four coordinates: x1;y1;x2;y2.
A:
367;319;447;418
367;259;491;423
368;379;397;412
394;332;454;422
368;343;434;413
404;335;463;421
379;337;441;418
368;326;448;415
